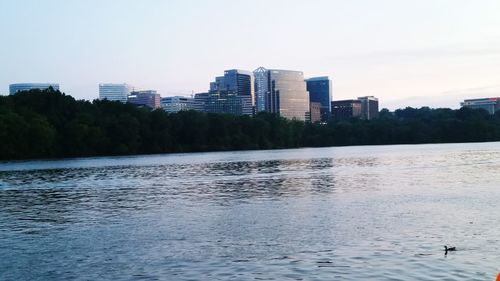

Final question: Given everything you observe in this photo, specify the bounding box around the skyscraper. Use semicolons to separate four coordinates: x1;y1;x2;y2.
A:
99;83;133;103
253;67;268;112
306;77;332;122
210;69;254;104
9;83;60;95
265;69;310;121
206;69;255;115
358;96;379;120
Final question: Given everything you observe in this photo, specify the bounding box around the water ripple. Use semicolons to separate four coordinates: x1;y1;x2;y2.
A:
1;143;500;280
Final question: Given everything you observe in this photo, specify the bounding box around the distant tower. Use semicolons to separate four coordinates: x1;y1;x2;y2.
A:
265;69;310;121
306;77;332;122
253;67;268;112
211;69;255;104
207;69;255;116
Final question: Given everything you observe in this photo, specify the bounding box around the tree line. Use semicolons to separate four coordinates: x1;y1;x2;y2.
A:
1;88;499;160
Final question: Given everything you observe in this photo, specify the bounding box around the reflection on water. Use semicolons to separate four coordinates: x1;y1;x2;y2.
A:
1;143;500;280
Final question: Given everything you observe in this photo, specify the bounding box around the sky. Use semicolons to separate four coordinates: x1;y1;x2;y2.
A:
1;0;499;110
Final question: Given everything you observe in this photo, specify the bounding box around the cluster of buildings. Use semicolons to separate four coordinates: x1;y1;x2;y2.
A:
96;67;379;122
8;81;500;120
98;84;161;109
7;69;382;122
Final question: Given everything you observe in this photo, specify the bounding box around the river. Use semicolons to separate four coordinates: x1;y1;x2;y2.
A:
1;143;499;280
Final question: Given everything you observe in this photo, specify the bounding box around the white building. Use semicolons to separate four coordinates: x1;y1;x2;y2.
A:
161;96;197;113
461;97;500;115
99;83;133;103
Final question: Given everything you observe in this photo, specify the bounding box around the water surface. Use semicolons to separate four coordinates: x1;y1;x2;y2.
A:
1;143;500;280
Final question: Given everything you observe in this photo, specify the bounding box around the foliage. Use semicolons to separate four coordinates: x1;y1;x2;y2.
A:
0;88;302;160
303;106;500;147
1;88;500;160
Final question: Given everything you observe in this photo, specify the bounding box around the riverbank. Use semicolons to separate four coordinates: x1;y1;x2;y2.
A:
2;88;500;161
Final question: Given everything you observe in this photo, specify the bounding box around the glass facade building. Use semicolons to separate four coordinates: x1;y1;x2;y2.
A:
266;69;310;121
461;98;500;114
205;90;253;116
99;83;133;103
210;69;255;106
128;90;161;109
194;92;209;112
9;83;60;95
306;77;332;122
253;67;268;112
161;96;196;113
206;69;255;116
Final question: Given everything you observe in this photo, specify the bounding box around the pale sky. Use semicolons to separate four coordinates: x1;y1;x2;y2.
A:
1;0;499;110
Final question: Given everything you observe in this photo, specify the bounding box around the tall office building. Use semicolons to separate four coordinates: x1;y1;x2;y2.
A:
99;83;133;103
306;77;332;122
331;99;362;120
128;90;161;109
254;67;268;112
461;97;500;114
161;96;196;113
206;69;255;115
9;83;60;95
210;69;255;105
358;96;379;120
265;69;310;121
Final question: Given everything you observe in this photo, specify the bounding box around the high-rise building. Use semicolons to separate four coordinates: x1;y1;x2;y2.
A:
210;69;254;106
331;99;362;120
9;83;60;95
161;96;196;113
265;69;310;121
461;98;500;114
99;83;133;103
358;96;379;120
254;67;268;112
206;69;255;115
306;77;332;122
128;90;161;109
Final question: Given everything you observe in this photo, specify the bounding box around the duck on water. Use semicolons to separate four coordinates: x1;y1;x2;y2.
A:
444;246;456;254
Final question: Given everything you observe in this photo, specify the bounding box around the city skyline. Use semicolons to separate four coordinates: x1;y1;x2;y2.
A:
1;0;500;110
